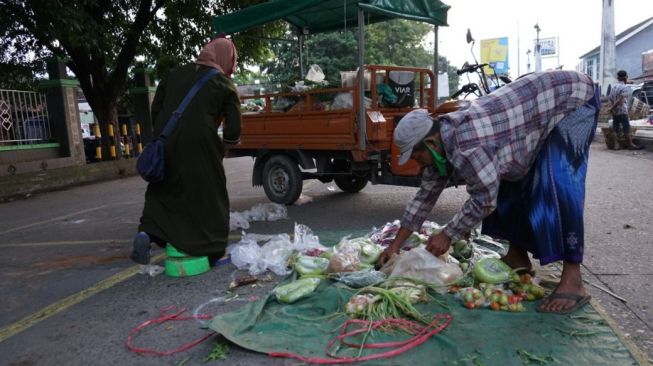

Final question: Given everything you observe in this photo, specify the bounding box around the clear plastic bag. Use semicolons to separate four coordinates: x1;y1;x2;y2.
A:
227;223;325;276
229;211;250;231
245;203;288;222
380;246;463;293
228;233;294;276
335;270;387;288
305;64;325;83
331;92;353;110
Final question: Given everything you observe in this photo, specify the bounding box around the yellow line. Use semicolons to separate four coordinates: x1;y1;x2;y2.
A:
591;298;651;365
0;253;166;343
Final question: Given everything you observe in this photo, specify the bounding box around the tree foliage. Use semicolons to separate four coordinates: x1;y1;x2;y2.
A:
0;0;278;157
260;19;459;93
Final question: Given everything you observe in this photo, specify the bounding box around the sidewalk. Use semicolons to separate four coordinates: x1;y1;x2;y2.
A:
0;159;137;203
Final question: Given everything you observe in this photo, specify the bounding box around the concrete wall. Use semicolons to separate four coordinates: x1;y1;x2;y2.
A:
0;158;137;202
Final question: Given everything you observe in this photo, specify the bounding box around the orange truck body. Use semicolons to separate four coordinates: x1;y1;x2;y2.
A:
228;64;459;204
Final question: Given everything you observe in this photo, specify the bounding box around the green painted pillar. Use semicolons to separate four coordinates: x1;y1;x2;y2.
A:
38;57;86;164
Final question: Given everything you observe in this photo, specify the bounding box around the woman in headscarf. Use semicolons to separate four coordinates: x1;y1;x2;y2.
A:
131;37;241;265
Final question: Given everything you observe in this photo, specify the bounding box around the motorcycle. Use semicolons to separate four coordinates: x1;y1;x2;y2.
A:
450;29;512;100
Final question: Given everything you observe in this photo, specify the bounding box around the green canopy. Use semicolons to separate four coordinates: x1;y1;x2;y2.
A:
213;0;450;35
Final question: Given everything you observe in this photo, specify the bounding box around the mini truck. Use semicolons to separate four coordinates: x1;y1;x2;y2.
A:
215;0;455;205
228;65;460;205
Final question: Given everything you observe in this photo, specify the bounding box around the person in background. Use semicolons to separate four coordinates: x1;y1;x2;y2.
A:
609;70;643;150
378;70;599;314
130;37;241;265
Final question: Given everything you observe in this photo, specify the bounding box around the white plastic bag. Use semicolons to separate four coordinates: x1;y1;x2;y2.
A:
305;64;325;83
229;212;250;231
245;203;288;222
228;233;294;276
381;246;463;293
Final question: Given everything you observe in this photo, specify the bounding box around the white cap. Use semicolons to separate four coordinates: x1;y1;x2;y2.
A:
394;109;434;165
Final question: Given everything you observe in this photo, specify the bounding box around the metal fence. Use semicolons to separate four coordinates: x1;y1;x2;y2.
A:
0;89;51;145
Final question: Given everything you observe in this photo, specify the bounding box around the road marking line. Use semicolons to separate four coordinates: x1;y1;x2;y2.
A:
0;239;131;248
0;253;166;343
0;205;108;235
0;234;243;248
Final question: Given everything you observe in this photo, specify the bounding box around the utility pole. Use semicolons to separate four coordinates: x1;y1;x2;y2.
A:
534;23;542;72
517;21;521;76
599;0;616;94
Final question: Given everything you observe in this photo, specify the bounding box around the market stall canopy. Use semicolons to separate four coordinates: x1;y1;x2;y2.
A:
213;0;450;35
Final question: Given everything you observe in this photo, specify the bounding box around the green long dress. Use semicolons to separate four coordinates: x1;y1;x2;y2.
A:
139;64;241;259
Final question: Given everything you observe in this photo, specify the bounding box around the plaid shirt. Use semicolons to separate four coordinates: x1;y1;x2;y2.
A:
608;81;629;115
400;70;595;241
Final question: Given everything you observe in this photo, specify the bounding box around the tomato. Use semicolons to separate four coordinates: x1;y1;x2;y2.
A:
466;301;476;309
490;302;501;311
520;273;532;284
508;295;521;305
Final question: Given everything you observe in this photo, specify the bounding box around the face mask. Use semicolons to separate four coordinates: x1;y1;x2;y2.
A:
424;141;448;177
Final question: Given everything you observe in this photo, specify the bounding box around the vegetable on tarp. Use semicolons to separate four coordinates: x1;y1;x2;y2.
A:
293;254;329;276
473;258;513;284
273;277;321;303
452;239;473;261
334;270;386;288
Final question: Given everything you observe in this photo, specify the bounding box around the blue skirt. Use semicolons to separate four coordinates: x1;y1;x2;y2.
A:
482;88;600;265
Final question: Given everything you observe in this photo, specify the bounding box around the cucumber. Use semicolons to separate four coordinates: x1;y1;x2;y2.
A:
473;258;513;284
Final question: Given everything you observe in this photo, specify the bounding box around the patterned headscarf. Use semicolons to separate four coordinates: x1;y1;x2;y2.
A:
195;37;238;77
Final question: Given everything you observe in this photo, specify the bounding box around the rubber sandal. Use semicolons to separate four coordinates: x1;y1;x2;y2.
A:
536;293;591;314
130;232;151;265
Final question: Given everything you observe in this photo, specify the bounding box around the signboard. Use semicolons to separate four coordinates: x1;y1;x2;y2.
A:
480;37;509;75
643;50;653;73
537;37;557;57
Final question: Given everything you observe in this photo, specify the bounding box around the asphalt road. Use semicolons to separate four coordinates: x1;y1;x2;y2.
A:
0;143;651;365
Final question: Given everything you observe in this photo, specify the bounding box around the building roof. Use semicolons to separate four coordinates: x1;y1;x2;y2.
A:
579;16;653;59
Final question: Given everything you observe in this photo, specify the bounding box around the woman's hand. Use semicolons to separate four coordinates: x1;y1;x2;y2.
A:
426;231;451;257
377;243;401;268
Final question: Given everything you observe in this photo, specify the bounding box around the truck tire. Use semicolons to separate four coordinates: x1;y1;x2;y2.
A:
334;175;368;193
262;155;303;205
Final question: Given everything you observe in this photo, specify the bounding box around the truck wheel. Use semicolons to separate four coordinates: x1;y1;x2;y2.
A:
334;175;368;193
262;155;303;205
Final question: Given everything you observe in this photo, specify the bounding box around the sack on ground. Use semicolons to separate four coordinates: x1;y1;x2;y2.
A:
136;139;166;183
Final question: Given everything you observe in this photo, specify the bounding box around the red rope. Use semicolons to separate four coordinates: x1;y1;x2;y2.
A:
126;306;214;356
269;314;452;364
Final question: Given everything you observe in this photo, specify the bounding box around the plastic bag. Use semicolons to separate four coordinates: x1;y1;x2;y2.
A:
273;278;321;303
380;246;463;293
245;203;288;222
292;223;325;252
331;92;353;110
336;270;386;288
229;212;250;231
228;233;294;276
293;254;330;276
305;64;325;83
227;223;326;276
327;251;360;273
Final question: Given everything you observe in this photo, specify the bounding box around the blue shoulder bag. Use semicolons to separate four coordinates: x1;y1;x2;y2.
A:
137;68;219;183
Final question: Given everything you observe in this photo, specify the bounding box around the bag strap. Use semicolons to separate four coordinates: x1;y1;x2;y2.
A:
160;68;220;138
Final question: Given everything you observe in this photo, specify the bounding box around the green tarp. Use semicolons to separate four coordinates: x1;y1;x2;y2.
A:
213;0;449;36
210;281;639;365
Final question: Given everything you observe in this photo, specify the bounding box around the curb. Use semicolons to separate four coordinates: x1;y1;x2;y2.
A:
0;159;138;202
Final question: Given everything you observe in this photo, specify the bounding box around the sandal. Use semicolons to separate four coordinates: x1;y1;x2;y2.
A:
536;293;591;314
130;232;151;265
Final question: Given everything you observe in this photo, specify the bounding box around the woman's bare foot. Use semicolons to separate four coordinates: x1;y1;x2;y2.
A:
500;245;532;272
538;262;590;313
